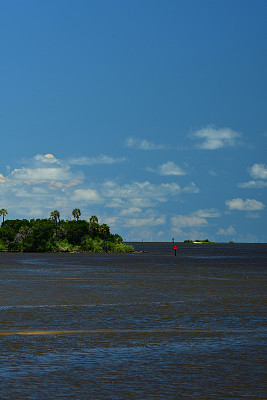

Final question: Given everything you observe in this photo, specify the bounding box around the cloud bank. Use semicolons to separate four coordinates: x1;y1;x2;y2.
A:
69;155;126;165
126;137;166;150
0;146;266;241
249;163;267;179
192;125;241;150
159;161;186;176
239;163;267;189
226;198;265;211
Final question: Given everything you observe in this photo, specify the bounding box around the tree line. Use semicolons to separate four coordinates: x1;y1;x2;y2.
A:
0;208;133;253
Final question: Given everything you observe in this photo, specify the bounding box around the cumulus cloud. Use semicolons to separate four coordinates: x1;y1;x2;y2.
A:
6;153;81;186
171;215;208;228
171;209;220;230
217;226;236;235
69;155;126;165
192;125;241;150
119;207;142;216
10;167;74;182
126;137;165;150
124;216;166;227
238;180;267;189
71;189;102;202
0;154;192;236
193;209;220;218
249;163;267;179
239;163;267;188
182;182;200;193
0;173;7;183
99;181;183;210
157;161;186;176
226;198;265;211
34;154;59;164
0;154;86;219
102;181;181;201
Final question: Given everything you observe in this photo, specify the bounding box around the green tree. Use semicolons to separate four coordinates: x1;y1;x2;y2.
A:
72;208;81;221
0;214;132;253
25;219;54;252
65;220;88;245
88;221;99;237
0;225;15;249
99;223;110;237
99;223;110;251
50;210;60;224
89;215;98;223
110;233;123;244
0;209;8;223
18;225;31;240
50;210;60;238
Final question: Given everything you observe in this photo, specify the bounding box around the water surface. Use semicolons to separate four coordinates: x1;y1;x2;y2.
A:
0;243;266;399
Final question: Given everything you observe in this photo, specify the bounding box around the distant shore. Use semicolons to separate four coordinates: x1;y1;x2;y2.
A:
0;241;266;254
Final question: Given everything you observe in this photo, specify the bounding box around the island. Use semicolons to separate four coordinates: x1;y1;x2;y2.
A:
0;209;133;253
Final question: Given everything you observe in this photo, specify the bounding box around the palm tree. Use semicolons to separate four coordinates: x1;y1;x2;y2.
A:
99;223;110;251
99;223;110;237
88;222;99;237
18;226;31;240
89;215;98;224
50;210;60;224
0;209;8;223
50;210;60;238
72;208;81;221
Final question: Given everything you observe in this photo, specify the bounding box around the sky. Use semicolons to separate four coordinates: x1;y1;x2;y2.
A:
0;0;266;242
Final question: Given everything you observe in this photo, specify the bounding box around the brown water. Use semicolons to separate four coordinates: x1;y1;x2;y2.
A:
0;243;266;399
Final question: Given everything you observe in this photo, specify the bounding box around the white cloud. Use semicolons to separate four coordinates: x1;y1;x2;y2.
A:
124;216;165;227
158;161;186;176
249;163;267;179
182;182;199;193
10;167;74;182
2;151;265;242
171;209;220;231
69;155;126;165
238;180;267;189
6;154;81;186
105;198;125;208
0;154;212;240
245;212;261;219
171;215;208;228
209;170;217;176
34;154;58;164
0;173;7;183
119;207;142;216
126;137;165;150
104;217;119;225
102;181;181;201
71;189;102;202
100;181;182;210
193;209;220;218
226;198;265;211
239;163;267;188
171;227;208;241
217;226;236;236
192;125;241;150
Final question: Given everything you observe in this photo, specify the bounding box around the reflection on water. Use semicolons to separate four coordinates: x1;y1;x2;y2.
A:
0;243;266;399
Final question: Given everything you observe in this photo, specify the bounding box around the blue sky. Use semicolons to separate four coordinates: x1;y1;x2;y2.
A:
0;0;266;242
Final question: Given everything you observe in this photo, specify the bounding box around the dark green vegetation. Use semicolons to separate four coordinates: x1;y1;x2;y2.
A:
184;239;212;243
0;213;133;253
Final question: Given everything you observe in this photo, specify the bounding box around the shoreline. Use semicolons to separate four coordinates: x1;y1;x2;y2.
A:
1;241;266;254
